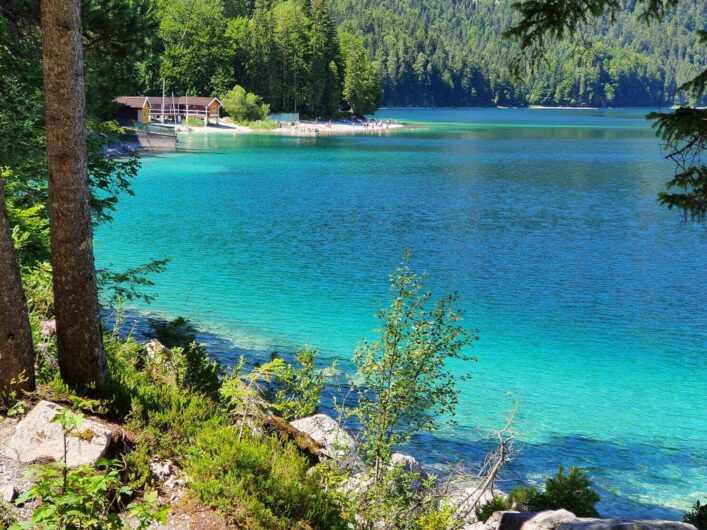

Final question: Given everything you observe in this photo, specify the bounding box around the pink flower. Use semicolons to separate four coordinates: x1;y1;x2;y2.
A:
40;319;56;336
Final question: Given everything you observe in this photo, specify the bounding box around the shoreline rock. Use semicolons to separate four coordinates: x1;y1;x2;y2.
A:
3;400;112;468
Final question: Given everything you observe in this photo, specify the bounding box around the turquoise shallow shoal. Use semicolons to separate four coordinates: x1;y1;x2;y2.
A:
95;108;707;519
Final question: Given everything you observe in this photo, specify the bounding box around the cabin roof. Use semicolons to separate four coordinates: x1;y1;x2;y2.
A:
114;96;149;108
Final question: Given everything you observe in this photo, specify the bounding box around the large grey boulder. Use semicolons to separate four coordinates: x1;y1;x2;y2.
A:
4;401;112;467
497;510;578;530
558;520;698;530
290;414;357;466
390;452;422;474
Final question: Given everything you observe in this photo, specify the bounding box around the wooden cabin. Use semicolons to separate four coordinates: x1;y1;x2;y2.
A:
113;96;150;124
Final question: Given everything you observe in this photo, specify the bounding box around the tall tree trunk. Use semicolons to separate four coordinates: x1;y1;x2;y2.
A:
40;0;109;389
0;178;35;392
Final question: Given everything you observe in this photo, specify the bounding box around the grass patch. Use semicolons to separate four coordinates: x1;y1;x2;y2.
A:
184;117;205;127
243;119;277;130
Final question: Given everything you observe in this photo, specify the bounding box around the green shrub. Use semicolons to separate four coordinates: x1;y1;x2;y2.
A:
12;407;165;530
13;460;164;530
507;485;539;510
145;317;222;398
352;256;476;478
123;441;154;492
524;466;600;517
476;495;512;522
186;421;348;530
221;85;269;123
346;466;454;530
684;501;707;530
270;347;335;420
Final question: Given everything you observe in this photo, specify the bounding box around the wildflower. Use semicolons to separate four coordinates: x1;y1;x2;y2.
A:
40;318;56;336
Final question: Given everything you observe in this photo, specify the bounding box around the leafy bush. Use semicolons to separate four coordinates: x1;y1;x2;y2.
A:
146;317;222;398
352;255;476;477
511;467;600;517
507;485;539;510
476;495;512;522
270;347;335;421
186;421;348;530
347;466;456;530
12;407;165;530
221;85;269;123
684;501;707;530
13;461;164;530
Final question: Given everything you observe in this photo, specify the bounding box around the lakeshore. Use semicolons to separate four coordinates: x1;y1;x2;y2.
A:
96;108;707;519
177;117;405;137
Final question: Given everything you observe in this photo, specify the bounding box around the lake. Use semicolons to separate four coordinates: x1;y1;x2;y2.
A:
95;108;707;519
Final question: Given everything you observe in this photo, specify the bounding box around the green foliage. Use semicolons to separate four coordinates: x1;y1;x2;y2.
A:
0;501;15;529
145;317;222;398
476;495;512;522
186;421;348;530
347;467;456;530
97;258;169;306
184;117;205;127
104;331;346;528
270;347;335;420
507;485;539;510
220;355;287;441
340;32;382;115
12;407;165;530
245;119;278;130
12;460;165;530
221;85;270;123
136;0;356;116
513;466;601;517
352;255;476;477
684;500;707;530
335;0;703;107
0;374;29;417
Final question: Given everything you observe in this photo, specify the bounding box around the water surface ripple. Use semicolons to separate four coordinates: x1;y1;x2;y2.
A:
96;108;707;519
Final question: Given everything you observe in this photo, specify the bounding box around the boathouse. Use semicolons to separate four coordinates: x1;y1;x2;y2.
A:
113;96;222;126
146;96;222;125
113;96;151;124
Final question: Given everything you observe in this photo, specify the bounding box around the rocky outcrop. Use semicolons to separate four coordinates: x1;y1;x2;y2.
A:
497;510;577;530
557;520;698;530
290;414;357;467
4;400;112;467
479;511;697;530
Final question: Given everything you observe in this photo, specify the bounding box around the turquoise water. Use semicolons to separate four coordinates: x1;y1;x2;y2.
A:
95;108;707;519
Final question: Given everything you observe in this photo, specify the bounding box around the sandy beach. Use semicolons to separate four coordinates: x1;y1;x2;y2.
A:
176;118;404;136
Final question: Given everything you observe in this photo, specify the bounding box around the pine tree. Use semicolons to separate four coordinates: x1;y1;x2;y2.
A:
40;0;110;389
0;176;34;393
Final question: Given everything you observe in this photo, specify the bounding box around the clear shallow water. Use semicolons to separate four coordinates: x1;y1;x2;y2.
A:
95;108;707;519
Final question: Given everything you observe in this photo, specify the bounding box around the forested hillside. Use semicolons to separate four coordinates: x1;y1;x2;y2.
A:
121;0;706;111
333;0;706;107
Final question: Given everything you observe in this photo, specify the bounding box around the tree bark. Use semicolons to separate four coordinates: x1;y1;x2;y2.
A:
0;178;35;392
40;0;109;389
